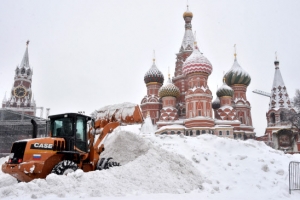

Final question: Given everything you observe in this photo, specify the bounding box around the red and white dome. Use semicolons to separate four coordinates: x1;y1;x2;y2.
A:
182;46;213;76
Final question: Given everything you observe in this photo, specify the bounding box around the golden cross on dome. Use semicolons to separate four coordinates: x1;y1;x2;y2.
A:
153;50;155;63
187;0;189;10
234;44;237;59
194;31;198;48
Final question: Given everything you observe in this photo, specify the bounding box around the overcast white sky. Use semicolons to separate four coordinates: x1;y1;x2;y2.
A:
0;0;299;136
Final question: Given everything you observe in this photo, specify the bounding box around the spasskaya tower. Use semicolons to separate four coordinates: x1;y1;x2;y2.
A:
2;41;36;116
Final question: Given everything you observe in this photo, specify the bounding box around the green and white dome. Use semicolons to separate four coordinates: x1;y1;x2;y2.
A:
158;77;180;98
223;58;251;86
216;82;234;97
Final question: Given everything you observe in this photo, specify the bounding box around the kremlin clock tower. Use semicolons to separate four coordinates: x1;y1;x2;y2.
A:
2;41;36;116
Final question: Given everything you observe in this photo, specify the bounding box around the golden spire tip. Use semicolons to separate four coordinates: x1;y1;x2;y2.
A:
153;50;155;63
234;44;237;59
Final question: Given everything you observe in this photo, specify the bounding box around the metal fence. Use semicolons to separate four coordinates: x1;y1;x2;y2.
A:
289;161;300;194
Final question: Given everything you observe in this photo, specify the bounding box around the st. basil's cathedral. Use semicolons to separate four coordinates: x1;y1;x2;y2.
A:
141;6;255;140
140;5;298;152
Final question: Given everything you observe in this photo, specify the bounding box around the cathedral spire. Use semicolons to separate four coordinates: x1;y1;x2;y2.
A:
269;56;291;110
20;40;30;69
180;5;194;52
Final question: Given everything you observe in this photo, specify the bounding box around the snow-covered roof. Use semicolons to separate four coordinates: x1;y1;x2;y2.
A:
144;60;164;84
224;58;251;86
268;61;292;110
215;119;241;125
217;82;233;97
182;44;213;76
156;119;184;125
156;124;186;132
180;29;194;52
215;124;232;127
158;77;180;98
19;45;30;69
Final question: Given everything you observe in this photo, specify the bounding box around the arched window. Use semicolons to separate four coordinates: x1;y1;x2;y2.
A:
238;134;242;138
197;102;202;116
189;130;193;136
226;131;230;135
196;130;200;135
162;132;167;135
185;131;188;136
177;131;181;135
234;133;236;139
202;130;206;134
270;113;275;123
219;131;222;135
280;111;286;122
171;131;175;135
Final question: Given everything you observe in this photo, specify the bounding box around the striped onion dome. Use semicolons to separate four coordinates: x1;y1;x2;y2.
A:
182;45;213;76
212;96;220;109
158;77;180;98
216;82;234;97
223;58;251;86
144;60;164;84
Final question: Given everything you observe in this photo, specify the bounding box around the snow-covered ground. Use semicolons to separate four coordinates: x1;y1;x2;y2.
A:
1;125;300;200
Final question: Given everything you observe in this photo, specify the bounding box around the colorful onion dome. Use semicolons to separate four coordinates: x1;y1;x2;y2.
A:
183;6;193;18
216;81;233;97
224;56;251;86
182;44;213;76
144;59;164;84
158;76;180;98
212;96;220;109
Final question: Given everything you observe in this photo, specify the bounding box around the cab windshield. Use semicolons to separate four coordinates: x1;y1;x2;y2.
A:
51;117;74;137
50;115;88;152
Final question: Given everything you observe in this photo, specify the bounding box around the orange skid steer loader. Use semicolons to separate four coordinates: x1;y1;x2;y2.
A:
2;103;143;182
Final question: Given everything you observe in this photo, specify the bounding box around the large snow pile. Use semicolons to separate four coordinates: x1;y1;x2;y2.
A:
1;125;300;200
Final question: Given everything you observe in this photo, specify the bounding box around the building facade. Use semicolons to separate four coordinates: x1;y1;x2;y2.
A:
140;7;256;140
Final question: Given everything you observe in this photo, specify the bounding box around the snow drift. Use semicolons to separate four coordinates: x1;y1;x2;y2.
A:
1;125;300;200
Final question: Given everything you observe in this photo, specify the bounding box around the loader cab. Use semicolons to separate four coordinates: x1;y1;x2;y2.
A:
49;113;91;153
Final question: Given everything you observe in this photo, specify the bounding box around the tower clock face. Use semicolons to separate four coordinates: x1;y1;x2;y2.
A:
14;86;27;98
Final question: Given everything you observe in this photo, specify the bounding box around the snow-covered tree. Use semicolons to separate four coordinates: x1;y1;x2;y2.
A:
287;89;300;133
